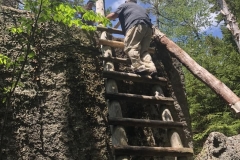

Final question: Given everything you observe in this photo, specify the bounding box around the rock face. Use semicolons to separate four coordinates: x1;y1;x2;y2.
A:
0;5;193;160
196;132;240;160
0;6;111;160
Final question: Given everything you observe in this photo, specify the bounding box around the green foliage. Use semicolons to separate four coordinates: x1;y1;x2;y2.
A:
141;0;240;155
140;0;212;42
225;0;240;24
13;0;110;34
184;33;240;154
0;54;11;68
4;0;110;104
0;54;12;103
208;0;240;28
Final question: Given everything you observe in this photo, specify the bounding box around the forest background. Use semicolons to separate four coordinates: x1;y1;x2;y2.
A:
1;0;240;155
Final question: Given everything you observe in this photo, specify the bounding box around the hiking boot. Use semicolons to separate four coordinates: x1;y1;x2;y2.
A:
131;65;158;77
131;65;149;75
141;52;157;77
144;64;158;77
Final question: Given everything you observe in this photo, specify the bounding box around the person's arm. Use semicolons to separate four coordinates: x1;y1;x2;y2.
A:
106;12;119;20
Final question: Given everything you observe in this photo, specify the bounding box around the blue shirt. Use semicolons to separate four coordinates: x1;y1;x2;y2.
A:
114;2;152;35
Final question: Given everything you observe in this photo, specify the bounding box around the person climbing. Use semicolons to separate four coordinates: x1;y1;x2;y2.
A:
106;0;157;76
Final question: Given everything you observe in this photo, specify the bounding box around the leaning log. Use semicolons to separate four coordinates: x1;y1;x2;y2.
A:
97;26;123;35
153;27;240;117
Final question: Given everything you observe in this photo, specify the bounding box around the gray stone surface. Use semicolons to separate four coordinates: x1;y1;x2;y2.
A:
0;5;193;160
196;132;240;160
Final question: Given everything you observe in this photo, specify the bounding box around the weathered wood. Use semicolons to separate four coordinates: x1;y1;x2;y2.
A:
153;28;240;117
99;56;131;64
147;85;165;149
152;85;189;159
105;92;174;105
97;2;129;157
97;26;123;35
100;32;115;71
162;109;173;122
113;145;193;157
104;62;128;160
169;131;183;148
153;85;192;159
99;39;155;54
103;71;167;85
108;100;128;146
162;110;184;149
108;117;184;128
217;0;240;52
96;0;105;16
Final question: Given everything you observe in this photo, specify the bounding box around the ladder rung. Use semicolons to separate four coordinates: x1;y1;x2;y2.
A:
108;117;184;128
99;56;131;64
105;93;174;105
103;71;167;85
99;39;155;54
113;145;193;157
97;26;123;35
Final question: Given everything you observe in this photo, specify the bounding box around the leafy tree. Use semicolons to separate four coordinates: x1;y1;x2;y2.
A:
226;0;240;19
141;0;240;155
140;0;213;44
184;33;240;153
182;0;240;154
140;0;162;28
96;0;105;16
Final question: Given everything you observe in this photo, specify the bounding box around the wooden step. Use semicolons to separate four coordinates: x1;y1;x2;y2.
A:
105;93;174;105
113;145;193;157
99;39;155;54
108;117;184;128
97;26;123;35
99;56;131;64
103;71;167;85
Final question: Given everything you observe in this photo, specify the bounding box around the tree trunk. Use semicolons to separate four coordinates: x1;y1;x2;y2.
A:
217;0;240;52
96;0;105;16
153;27;240;117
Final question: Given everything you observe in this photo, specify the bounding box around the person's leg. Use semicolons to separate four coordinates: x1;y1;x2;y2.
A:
124;25;147;73
140;25;157;73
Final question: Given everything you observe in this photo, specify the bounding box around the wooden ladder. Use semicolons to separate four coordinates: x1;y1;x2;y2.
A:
98;26;193;160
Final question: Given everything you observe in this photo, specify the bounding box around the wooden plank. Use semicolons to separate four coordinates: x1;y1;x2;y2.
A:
105;92;174;105
99;56;131;64
108;117;184;128
113;145;193;157
99;39;155;54
103;71;167;85
153;27;240;117
97;26;123;35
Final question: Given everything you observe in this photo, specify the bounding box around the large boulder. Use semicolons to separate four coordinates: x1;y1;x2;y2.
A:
195;132;240;160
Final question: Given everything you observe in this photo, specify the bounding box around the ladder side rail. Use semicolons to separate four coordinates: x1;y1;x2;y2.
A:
152;85;187;160
101;31;129;160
